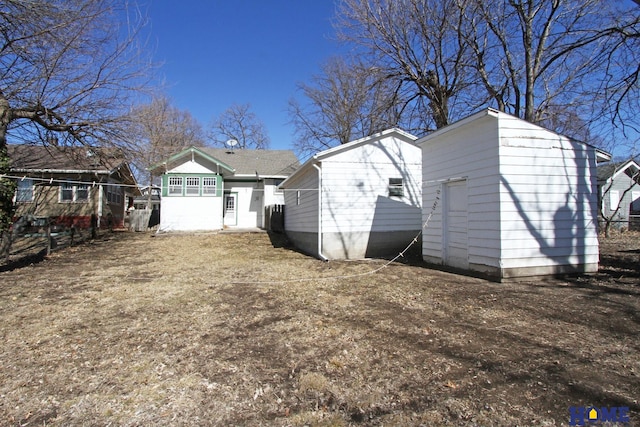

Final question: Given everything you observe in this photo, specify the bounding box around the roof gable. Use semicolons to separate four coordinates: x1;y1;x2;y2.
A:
148;146;235;174
314;128;418;161
150;146;300;178
280;128;419;188
416;108;612;162
597;159;640;183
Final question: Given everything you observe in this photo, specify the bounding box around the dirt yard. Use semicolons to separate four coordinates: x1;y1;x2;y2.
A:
0;230;638;426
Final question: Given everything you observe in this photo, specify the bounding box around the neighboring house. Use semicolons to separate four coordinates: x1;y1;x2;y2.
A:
280;128;422;260
149;146;299;231
597;159;640;232
9;144;138;229
419;108;611;281
132;185;161;228
133;185;161;210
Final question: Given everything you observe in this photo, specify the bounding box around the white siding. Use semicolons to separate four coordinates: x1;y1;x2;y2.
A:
420;109;599;278
160;197;223;231
282;131;422;259
497;115;599;270
224;182;263;228
263;179;285;207
420;112;501;268
321;136;422;234
282;168;319;233
171;160;215;174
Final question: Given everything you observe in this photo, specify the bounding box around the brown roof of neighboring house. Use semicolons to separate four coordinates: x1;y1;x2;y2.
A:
8;144;127;173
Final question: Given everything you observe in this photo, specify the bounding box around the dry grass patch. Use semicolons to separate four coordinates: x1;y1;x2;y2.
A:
0;231;639;426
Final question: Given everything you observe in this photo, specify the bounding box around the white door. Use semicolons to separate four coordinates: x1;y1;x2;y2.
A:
224;193;237;226
444;180;468;269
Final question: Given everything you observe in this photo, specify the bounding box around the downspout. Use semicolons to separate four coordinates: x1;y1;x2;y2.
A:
312;163;328;261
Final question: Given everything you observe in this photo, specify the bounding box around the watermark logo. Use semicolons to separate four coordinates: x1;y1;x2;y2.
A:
569;406;630;426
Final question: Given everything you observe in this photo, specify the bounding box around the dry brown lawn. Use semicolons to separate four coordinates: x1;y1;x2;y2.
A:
0;230;638;426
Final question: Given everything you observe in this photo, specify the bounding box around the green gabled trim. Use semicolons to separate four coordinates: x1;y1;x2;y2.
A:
149;146;235;174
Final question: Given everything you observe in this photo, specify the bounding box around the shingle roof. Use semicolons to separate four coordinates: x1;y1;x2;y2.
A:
8;144;126;172
200;148;299;177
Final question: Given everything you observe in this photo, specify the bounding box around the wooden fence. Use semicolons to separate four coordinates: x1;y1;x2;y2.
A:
264;204;285;232
128;209;153;232
6;217;99;264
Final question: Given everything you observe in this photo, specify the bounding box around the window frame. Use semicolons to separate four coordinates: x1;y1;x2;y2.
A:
168;176;183;196
76;184;89;202
164;174;221;197
185;176;200;195
16;179;34;202
388;177;404;198
202;177;217;196
60;182;74;202
609;190;620;210
60;182;90;203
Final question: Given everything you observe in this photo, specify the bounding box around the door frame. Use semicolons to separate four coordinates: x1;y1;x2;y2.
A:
442;179;468;269
223;192;238;227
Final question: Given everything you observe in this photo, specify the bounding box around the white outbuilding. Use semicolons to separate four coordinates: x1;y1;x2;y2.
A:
280;128;422;260
419;108;609;281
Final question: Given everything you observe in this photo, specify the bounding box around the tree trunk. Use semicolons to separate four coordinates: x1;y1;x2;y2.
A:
0;230;11;263
0;93;16;260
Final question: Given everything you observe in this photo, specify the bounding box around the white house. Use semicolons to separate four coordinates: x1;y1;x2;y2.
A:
150;146;299;231
597;159;640;232
419;108;610;281
280;128;422;260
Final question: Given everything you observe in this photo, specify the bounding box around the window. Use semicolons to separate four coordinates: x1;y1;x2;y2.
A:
107;186;121;204
186;177;200;195
388;178;404;197
76;184;89;202
632;192;640;212
60;182;89;202
16;179;34;202
202;177;217;195
225;194;235;211
610;190;620;210
169;176;183;195
61;183;74;201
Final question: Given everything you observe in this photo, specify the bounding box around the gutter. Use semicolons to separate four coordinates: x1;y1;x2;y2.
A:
312;163;328;262
12;168;110;175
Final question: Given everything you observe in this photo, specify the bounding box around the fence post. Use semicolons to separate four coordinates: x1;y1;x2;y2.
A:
46;218;51;256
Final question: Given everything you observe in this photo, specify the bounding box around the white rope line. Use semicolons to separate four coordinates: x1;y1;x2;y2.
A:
229;187;442;285
0;174;400;193
0;174;142;189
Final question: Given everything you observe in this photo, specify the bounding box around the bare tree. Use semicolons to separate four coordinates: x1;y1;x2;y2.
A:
209;104;270;149
127;96;205;206
0;0;151;250
336;0;473;131
332;0;639;150
463;0;640;139
288;57;411;157
598;8;640;142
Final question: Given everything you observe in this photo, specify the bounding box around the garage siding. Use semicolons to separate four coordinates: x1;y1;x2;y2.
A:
421;112;502;271
497;115;599;272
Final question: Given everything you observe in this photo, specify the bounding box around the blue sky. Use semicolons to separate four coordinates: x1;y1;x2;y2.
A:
146;1;341;151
